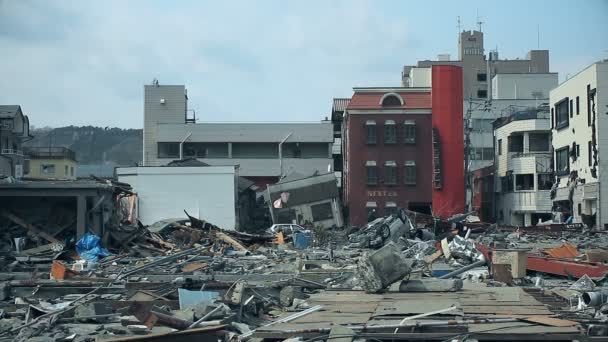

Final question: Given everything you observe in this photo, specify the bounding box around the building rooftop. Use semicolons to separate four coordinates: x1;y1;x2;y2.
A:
493;109;550;130
24;147;77;161
332;98;351;113
0;105;21;119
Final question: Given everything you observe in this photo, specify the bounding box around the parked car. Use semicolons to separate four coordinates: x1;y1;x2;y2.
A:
266;224;307;236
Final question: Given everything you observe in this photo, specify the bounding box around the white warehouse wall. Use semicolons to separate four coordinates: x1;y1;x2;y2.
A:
117;166;236;229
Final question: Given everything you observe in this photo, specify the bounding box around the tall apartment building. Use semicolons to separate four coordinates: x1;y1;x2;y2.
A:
143;84;333;190
494;110;553;226
343;65;464;226
550;61;608;229
0;105;31;178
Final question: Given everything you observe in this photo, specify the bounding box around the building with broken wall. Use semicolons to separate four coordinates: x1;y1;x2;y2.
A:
117;165;239;229
550;61;608;229
343;65;465;226
264;172;343;228
0;105;32;178
142;84;334;193
494;110;553;226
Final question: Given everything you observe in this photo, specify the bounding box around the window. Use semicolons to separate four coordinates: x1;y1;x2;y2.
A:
183;142;229;158
366;161;377;185
498;139;502;155
555;147;569;176
283;143;328;158
41;164;56;175
366;120;377;144
587;84;592;126
366;202;377;218
589;141;593;167
515;174;534;191
70;166;74;177
385;161;397;185
64;165;68;176
311;202;333;222
538;174;553;190
404;161;416;185
381;94;402;107
477;89;488;98
576;96;580;115
555;98;569;129
470;148;494;160
158;142;180;158
384;120;396;144
232;143;278;158
477;73;487;82
529;133;550;152
576;144;580;157
385;202;398;216
551;108;554;128
472;119;493;132
569;99;574;118
403;120;416;144
508;135;524;153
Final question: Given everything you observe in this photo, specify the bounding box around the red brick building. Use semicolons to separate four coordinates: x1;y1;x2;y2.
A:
343;65;464;226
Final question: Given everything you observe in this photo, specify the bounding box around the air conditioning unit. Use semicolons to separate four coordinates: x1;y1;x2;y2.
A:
160;98;165;104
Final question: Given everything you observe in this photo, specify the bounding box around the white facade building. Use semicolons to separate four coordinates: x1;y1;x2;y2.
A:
117;166;237;229
550;61;608;229
494;111;553;226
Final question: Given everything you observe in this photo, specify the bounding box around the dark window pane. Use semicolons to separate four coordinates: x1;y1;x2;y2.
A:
384;125;396;144
555;98;569;129
366;166;377;185
158;142;180;158
515;174;534;190
529;133;550;152
311;202;333;222
366;124;377;144
404;124;416;143
232;143;278;158
477;73;487;82
404;163;416;185
508;135;524;153
477;89;487;98
382;95;401;107
385;165;397;185
555;147;569;175
538;174;553;190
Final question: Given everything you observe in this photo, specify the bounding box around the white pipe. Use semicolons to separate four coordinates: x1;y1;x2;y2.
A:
179;132;192;160
278;132;293;178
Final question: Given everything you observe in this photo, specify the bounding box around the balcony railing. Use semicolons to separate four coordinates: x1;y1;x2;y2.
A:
23;147;76;161
1;148;24;156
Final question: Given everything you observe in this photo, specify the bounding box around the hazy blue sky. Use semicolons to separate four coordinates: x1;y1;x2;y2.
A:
1;0;606;128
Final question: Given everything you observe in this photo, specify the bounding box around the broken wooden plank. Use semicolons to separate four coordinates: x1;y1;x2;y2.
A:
1;210;62;245
215;232;248;252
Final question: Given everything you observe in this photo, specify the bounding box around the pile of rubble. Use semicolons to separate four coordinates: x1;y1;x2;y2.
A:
2;208;608;341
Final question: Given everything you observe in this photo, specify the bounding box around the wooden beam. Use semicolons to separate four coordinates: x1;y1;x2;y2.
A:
1;210;62;245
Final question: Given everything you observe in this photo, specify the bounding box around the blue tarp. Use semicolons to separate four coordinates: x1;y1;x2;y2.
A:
75;233;113;262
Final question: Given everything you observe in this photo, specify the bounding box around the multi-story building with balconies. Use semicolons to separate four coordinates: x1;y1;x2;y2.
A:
0;105;31;178
494;110;553;226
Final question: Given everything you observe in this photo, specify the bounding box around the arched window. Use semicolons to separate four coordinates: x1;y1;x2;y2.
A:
379;93;404;107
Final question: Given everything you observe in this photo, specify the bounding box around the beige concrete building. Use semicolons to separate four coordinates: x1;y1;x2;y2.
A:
402;30;549;100
25;147;77;180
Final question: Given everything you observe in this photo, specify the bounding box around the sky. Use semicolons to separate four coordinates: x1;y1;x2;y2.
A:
0;0;607;129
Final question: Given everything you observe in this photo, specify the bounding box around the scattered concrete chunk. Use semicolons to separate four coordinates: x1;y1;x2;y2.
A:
356;242;413;293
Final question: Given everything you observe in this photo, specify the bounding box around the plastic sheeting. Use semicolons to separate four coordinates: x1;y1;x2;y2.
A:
75;233;113;262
